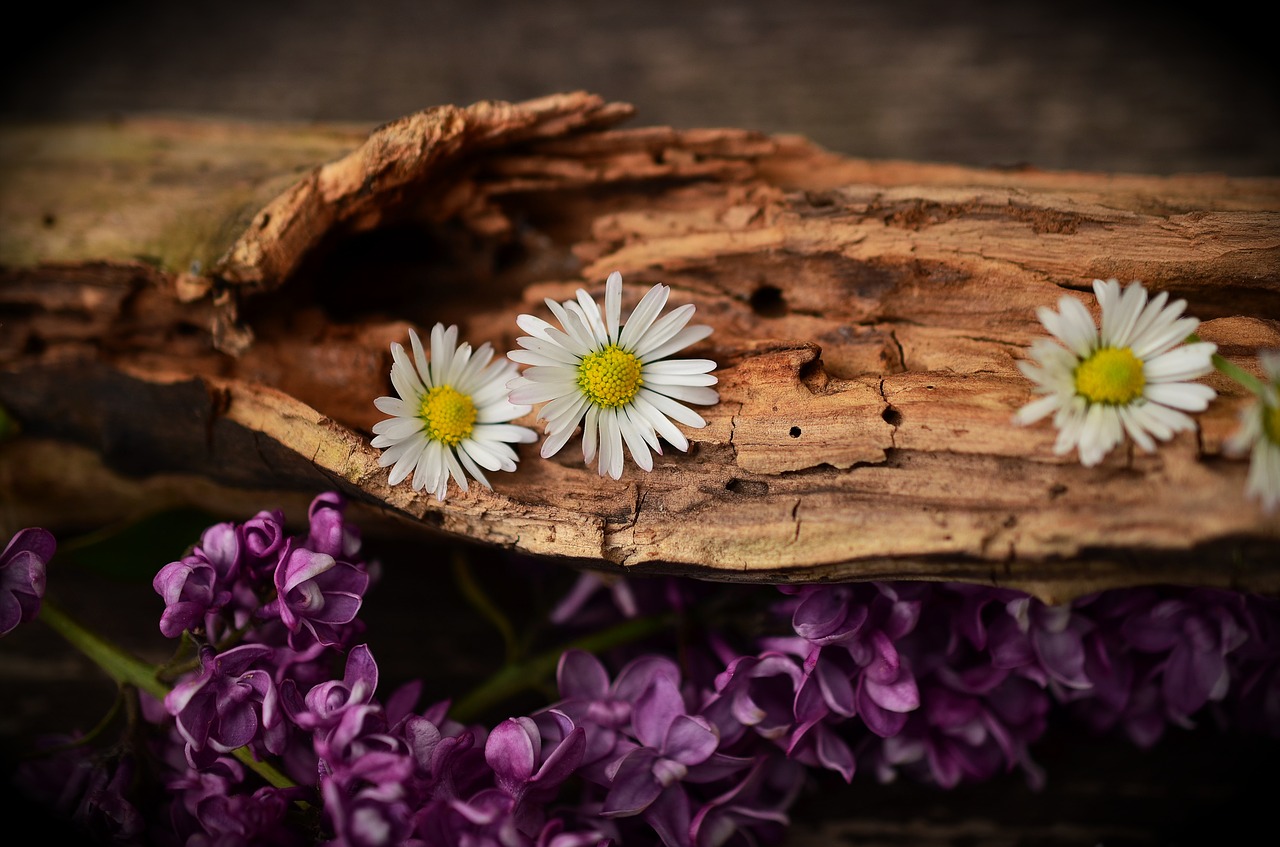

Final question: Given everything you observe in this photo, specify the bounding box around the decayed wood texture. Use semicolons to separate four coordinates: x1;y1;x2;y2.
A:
1;92;1278;603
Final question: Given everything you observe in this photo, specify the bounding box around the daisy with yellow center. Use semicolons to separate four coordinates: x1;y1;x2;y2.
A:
1223;350;1280;513
1013;278;1217;467
371;324;536;501
506;271;719;479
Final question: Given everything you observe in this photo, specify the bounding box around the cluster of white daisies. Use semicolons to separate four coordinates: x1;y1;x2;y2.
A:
371;271;717;500
370;273;1279;514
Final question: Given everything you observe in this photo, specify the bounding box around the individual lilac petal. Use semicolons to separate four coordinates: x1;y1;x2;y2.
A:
305;492;362;559
632;676;685;749
857;681;911;738
863;671;920;714
643;782;693;847
531;722;586;788
810;722;856;782
487;717;541;787
862;630;902;685
601;749;663;816
557;649;611;700
1032;626;1091;689
814;652;856;717
612;655;682;704
1162;642;1227;716
793;588;861;642
663;715;719;766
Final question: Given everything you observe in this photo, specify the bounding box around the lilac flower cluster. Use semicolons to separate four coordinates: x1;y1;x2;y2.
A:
6;497;1280;847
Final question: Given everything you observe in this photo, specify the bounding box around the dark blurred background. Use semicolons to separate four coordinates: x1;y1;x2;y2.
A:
2;0;1276;176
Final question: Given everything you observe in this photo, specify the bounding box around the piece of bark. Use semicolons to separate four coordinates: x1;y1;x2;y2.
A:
1;91;1278;604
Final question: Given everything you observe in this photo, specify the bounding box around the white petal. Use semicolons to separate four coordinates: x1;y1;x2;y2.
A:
598;409;625;479
1131;316;1200;361
540;420;579;459
622;404;663;455
474;423;538;445
1039;296;1097;358
631;304;698;358
571;286;608;346
1116;404;1156;452
372;417;425;440
1122;401;1175;442
631;392;688;451
392;343;426;397
380;435;424;471
1145;381;1216;412
1013;393;1063;426
643;359;718;375
444;449;469;493
618;282;671;350
408;329;432;390
512;336;582;365
509;380;577;406
415;442;445;493
617;408;654;472
515;313;558;340
453;342;495;392
388;437;428;486
581;405;601;465
1076;403;1121;467
374;395;407;416
459;437;506;472
1051;399;1088;458
1143;343;1216;382
1100;280;1147;348
540;392;592;434
429;324;458;388
638;325;715;364
638;387;707;428
605;271;623;344
651;384;720;406
643;372;719;388
456;449;492;490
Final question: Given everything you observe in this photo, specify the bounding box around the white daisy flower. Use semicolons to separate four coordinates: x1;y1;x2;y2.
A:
505;271;719;480
371;324;537;500
1013;278;1217;467
1223;350;1280;513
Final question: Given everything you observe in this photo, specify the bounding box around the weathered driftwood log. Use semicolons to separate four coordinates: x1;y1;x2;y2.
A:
1;92;1278;603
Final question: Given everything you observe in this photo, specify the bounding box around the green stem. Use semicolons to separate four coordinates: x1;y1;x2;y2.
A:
37;599;299;793
1213;353;1266;396
38;599;169;701
450;613;674;724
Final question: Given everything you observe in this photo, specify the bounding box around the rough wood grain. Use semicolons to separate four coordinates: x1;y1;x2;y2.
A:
2;92;1278;603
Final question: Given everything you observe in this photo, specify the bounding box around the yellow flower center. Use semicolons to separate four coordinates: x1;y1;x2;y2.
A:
419;385;476;447
1074;347;1146;405
1263;402;1280;446
577;345;643;409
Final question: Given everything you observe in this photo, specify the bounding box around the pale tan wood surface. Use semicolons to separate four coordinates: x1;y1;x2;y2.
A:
2;93;1277;605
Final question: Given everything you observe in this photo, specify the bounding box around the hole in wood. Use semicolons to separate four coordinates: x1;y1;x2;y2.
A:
749;285;786;317
726;478;769;496
789;426;802;438
882;406;903;426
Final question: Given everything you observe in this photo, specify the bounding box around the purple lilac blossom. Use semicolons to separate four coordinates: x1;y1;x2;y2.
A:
265;539;370;650
482;711;587;837
550;649;682;784
602;674;754;847
16;491;1280;847
0;526;54;636
165;643;285;768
